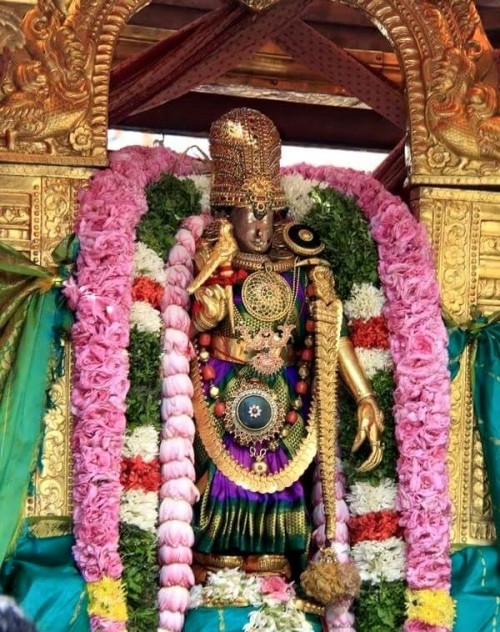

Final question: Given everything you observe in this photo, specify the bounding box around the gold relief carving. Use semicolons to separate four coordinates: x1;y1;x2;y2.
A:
480;237;500;258
0;195;30;242
26;348;73;529
477;280;500;308
0;164;93;178
414;186;500;545
0;0;147;166
40;177;75;268
0;165;87;528
342;0;500;186
0;206;30;225
0;167;89;267
0;174;35;254
0;0;494;182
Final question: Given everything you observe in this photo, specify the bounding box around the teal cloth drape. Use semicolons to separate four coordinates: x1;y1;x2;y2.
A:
183;605;322;632
451;545;500;632
446;312;500;543
0;237;89;632
447;311;500;631
0;524;89;632
0;237;77;566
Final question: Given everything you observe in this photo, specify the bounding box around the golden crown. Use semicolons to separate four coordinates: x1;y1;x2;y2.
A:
209;108;286;215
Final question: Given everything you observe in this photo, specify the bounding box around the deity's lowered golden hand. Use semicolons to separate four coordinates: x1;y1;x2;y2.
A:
338;336;384;472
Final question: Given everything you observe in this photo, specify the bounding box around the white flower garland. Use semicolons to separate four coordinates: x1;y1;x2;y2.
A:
350;537;406;583
343;283;385;321
120;489;159;533
281;174;326;221
129;300;163;333
346;479;398;516
133;242;167;284
188;569;314;632
354;348;393;378
122;426;159;462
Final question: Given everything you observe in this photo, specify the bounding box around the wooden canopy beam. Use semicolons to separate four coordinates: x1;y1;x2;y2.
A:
275;19;407;130
110;0;313;123
372;136;407;194
120;90;402;150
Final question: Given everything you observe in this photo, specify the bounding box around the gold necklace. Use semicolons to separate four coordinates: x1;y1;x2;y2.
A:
233;252;296;272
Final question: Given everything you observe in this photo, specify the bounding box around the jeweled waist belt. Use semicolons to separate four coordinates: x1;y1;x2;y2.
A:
211;335;294;365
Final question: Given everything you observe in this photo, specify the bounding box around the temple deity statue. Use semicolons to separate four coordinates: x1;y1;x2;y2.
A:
184;108;384;627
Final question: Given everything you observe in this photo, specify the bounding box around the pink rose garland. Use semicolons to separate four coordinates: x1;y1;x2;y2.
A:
158;212;211;632
67;146;194;631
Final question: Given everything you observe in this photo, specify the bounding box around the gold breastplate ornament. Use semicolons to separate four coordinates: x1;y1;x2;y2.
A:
241;266;293;322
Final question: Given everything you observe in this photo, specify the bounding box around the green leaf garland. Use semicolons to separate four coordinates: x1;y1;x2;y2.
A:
306;187;379;300
139;174;201;258
303;185;405;630
119;524;159;632
354;581;406;632
128;327;162;389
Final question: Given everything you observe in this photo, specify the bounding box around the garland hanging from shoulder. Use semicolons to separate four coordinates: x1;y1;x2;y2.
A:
65;147;197;632
283;164;454;632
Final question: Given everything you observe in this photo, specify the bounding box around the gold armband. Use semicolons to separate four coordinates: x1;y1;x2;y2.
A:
338;337;374;403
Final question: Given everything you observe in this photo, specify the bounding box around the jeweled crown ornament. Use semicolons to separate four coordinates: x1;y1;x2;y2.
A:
209;108;286;217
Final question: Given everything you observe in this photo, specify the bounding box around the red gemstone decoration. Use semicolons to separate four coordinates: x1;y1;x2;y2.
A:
201;365;216;381
214;401;226;417
296;380;309;395
199;333;211;347
301;348;314;362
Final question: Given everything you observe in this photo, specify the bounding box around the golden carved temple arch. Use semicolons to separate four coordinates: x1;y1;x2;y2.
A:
1;0;500;547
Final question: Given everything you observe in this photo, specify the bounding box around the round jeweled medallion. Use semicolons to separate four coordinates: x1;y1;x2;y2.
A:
241;269;293;322
237;393;273;431
224;384;285;446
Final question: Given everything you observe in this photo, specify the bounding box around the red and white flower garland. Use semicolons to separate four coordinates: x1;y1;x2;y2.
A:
68;147;453;632
344;284;405;580
282;164;454;631
121;251;165;536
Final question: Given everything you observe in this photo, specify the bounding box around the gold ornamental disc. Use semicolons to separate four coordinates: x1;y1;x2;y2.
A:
241;269;293;322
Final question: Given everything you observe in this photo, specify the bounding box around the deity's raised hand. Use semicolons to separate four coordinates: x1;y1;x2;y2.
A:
187;218;238;294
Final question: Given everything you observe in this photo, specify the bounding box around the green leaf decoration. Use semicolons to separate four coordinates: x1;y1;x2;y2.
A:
354;581;406;632
128;327;162;389
138;173;201;258
119;524;159;632
306;187;379;300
